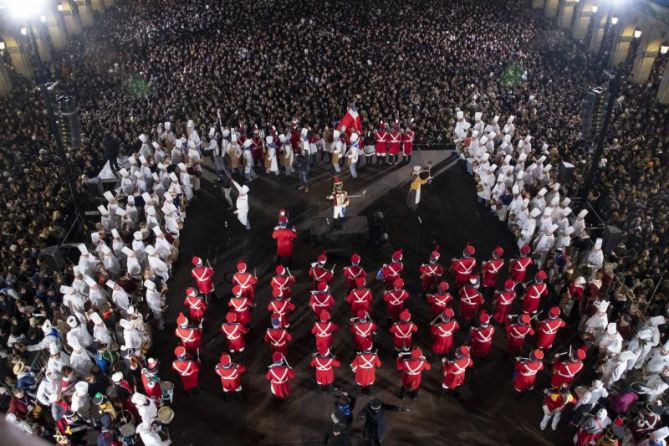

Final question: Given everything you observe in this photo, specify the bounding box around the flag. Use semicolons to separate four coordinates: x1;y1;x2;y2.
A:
336;104;362;142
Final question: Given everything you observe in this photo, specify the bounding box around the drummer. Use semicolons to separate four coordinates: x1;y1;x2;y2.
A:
136;418;172;446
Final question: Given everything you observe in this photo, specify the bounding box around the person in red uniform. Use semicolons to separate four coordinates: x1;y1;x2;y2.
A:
389;310;418;351
351;310;377;351
175;312;202;356
508;245;533;283
513;348;544;393
374;122;388;165
311;310;338;351
451;245;477;287
396;346;431;399
265;316;292;355
289;120;301;154
310;345;340;390
309;251;333;287
441;345;473;393
309;281;335;316
268;288;296;328
172;346;200;395
351;339;381;391
458;275;484;321
383;278;409;320
493;279;517;324
535;306;566;349
266;352;295;399
251;126;264;168
345;277;373;315
184;287;207;323
271;265;295;299
481;246;505;291
470;311;495;358
221;312;248;353
387;121;402;164
343;253;366;292
426;281;454;317
215;353;246;396
522;271;549;314
419;248;444;293
232;261;257;300
381;250;404;290
505;312;534;355
140;359;163;405
431;308;459;356
272;217;297;265
401;122;415;163
228;286;254;326
540;384;576;431
551;348;586;387
191;256;216;301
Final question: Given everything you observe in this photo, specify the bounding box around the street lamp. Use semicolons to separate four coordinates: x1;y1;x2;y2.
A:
661;44;669;55
7;0;84;230
611;16;618;25
633;28;642;39
592;4;599;13
0;40;5;51
57;3;63;12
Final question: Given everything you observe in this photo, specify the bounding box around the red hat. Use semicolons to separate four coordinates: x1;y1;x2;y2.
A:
392;121;400;129
457;346;470;358
275;265;286;275
272;352;284;363
174;346;186;357
351;253;361;264
361;339;373;351
219;353;231;366
319;310;330;321
469;275;480;286
493;246;504;258
532;349;545;360
444;308;455;318
379;122;386;129
278;216;288;224
225;312;237;323
520;245;531;256
504;279;515;290
357;310;367;319
464;245;475;256
549;306;561;317
399;310;411;322
176;312;188;327
392;249;403;261
355;277;366;288
272;288;283;298
237;261;247;272
317;281;328;292
574;348;586;361
191;256;202;266
430;250;440;260
479;311;490;324
232;286;242;296
278;208;286;217
519;313;530;324
333;176;341;184
186;287;198;297
393;278;404;289
438;281;450;291
536;270;547;281
318;250;327;263
317;345;329;356
411;347;423;358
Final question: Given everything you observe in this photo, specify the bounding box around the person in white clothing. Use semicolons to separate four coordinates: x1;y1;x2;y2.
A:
265;135;279;176
232;180;251;230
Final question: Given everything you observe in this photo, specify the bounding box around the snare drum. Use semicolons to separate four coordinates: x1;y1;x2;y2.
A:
161;381;174;404
157;406;175;425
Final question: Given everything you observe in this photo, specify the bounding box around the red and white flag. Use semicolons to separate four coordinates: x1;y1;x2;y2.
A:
336;104;362;143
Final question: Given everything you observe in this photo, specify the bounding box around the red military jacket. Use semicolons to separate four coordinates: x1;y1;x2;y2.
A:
426;291;454;311
272;227;297;257
310;291;334;311
311;321;338;341
505;322;533;342
346;288;373;307
268;299;295;317
471;326;495;350
184;296;207;313
482;259;505;287
419;263;444;279
232;272;257;291
390;322;418;341
535;317;566;347
451;257;477;282
343;265;367;283
551;359;583;383
515;358;544;378
351;321;376;339
175;327;202;348
459;286;484;308
271;274;295;291
382;262;403;280
383;289;409;307
509;257;533;281
402;130;415;150
264;328;292;348
493;290;516;307
221;322;248;340
192;266;214;293
375;130;388;149
309;265;333;283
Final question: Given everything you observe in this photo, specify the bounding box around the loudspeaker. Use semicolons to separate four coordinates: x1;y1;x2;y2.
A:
40;245;66;272
602;225;623;253
558;162;575;185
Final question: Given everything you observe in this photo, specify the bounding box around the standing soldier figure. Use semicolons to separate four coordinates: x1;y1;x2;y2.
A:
451;245;477;287
140;359;163;406
228;286;254;327
272;217;297;266
470;311;495;358
175;312;202;357
343;253;366;292
442;345;474;394
401;121;415;163
513;348;545;393
458;275;484;322
396;347;431;400
215;353;246;397
419;247;444;293
351;311;377;351
426;281;454;317
268;289;295;328
535;307;566;350
310;281;335;316
312;310;338;352
374;122;388;166
389;310;418;351
387;121;402;165
551;348;586;387
271;265;295;299
221;312;248;353
266;352;295;400
191;256;216;301
383;279;409;321
265;316;292;355
493;279;517;324
505;312;534;356
540;384;575;431
351;339;381;393
522;271;549;314
346;277;373;316
309;251;334;288
310;346;341;391
481;246;505;293
431;308;459;356
172;346;200;396
381;250;404;290
184;287;207;324
232;261;258;300
509;245;533;284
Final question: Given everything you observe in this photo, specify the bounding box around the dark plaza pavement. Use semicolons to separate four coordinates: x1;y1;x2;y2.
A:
151;152;576;445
